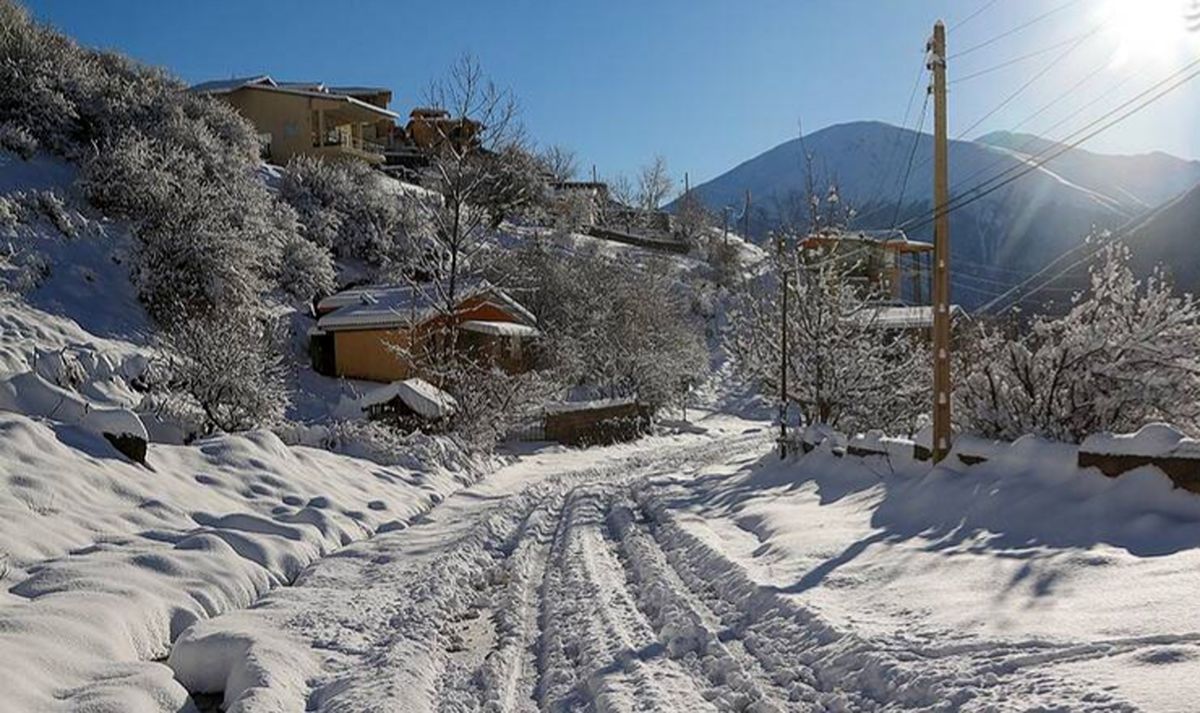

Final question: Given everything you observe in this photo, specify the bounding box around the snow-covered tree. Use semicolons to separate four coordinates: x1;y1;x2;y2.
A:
413;55;537;309
957;241;1200;442
163;312;289;433
727;245;929;434
279;154;420;270
277;233;337;301
494;238;708;413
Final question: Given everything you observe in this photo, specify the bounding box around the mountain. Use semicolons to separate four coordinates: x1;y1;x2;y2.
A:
1125;183;1200;290
684;121;1200;308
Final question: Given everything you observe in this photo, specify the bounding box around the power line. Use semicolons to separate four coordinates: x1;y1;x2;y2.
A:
950;0;1002;31
889;92;931;230
900;54;1200;235
945;62;1128;195
908;57;1200;314
949;28;1099;85
948;0;1085;60
953;25;1101;141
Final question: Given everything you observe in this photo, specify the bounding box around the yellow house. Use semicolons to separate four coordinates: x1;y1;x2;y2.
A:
192;75;399;165
309;281;541;383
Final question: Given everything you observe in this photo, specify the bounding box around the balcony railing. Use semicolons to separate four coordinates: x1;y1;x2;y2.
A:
313;133;385;156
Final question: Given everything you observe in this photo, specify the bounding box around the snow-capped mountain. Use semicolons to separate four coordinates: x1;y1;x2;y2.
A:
683;121;1200;307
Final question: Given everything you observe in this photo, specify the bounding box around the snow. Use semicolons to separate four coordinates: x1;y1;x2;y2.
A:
0;370;147;440
654;432;1200;712
1081;422;1200;457
0;411;481;711
347;377;458;420
458;319;540;337
543;395;639;415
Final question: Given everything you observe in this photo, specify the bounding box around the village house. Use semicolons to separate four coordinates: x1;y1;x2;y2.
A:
800;229;934;301
310;281;540;383
191;75;400;165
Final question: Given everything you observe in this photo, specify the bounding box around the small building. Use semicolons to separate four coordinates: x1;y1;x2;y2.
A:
801;229;934;301
857;304;968;332
191;75;399;165
310;281;539;383
358;378;457;432
543;397;652;447
405;107;482;153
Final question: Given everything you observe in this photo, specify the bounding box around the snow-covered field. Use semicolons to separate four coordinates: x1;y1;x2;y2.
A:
5;381;1200;711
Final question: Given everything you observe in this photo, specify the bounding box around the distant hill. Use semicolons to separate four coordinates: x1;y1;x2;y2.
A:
1125;183;1200;292
681;121;1200;308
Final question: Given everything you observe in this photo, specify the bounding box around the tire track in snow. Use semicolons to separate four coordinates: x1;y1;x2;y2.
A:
632;486;1140;712
536;486;720;712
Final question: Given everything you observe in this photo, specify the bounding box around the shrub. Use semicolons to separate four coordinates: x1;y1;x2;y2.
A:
0;122;37;158
279;155;420;268
956;242;1200;442
163;312;288;433
277;233;336;301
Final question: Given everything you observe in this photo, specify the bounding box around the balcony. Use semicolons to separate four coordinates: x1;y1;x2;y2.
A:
311;131;385;164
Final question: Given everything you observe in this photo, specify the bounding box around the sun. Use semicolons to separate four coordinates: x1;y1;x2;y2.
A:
1100;0;1193;65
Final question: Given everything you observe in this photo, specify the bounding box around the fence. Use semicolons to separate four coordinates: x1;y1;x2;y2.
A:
820;425;1200;495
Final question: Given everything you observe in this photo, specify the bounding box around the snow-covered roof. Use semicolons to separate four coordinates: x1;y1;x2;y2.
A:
316;281;536;332
190;75;275;94
359;378;457;420
858;304;967;330
460;320;540;338
544;396;639;415
804;229;934;253
191;75;398;119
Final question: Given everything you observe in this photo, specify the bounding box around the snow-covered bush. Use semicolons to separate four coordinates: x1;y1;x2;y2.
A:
957;242;1200;443
277;233;336;301
0;122;37;158
162;313;288;433
494;238;709;413
0;2;293;323
279;155;420;268
726;249;929;435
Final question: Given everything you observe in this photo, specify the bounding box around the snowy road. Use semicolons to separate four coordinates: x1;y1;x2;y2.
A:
170;423;1153;712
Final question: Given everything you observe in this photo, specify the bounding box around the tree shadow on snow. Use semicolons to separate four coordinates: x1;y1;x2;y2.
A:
667;443;1200;597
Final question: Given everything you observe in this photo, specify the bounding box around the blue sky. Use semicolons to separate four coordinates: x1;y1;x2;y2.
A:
23;0;1200;185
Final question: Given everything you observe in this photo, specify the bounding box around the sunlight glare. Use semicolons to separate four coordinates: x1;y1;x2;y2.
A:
1101;0;1193;65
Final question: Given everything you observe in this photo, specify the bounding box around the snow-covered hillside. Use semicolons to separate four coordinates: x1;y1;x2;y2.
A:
683;121;1200;308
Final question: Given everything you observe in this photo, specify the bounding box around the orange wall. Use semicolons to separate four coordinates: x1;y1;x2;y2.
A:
333;328;414;382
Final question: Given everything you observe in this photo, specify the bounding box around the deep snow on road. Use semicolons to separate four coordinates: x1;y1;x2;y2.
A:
166;421;1191;712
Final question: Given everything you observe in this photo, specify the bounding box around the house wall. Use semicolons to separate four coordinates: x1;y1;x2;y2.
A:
223;88;315;163
332;328;414;382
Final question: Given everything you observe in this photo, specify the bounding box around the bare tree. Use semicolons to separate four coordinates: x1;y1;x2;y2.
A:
727;247;928;435
636;155;674;211
416;54;529;311
540;144;579;183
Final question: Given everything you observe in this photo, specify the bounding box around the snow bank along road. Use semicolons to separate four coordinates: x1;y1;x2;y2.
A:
167;423;1147;712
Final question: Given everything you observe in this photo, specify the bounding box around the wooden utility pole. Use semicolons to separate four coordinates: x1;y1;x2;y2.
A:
929;21;953;462
780;264;790;459
743;189;752;239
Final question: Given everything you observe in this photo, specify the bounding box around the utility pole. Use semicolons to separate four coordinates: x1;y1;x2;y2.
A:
928;21;953;462
591;164;598;183
780;263;789;459
684;171;690;194
743;189;752;239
